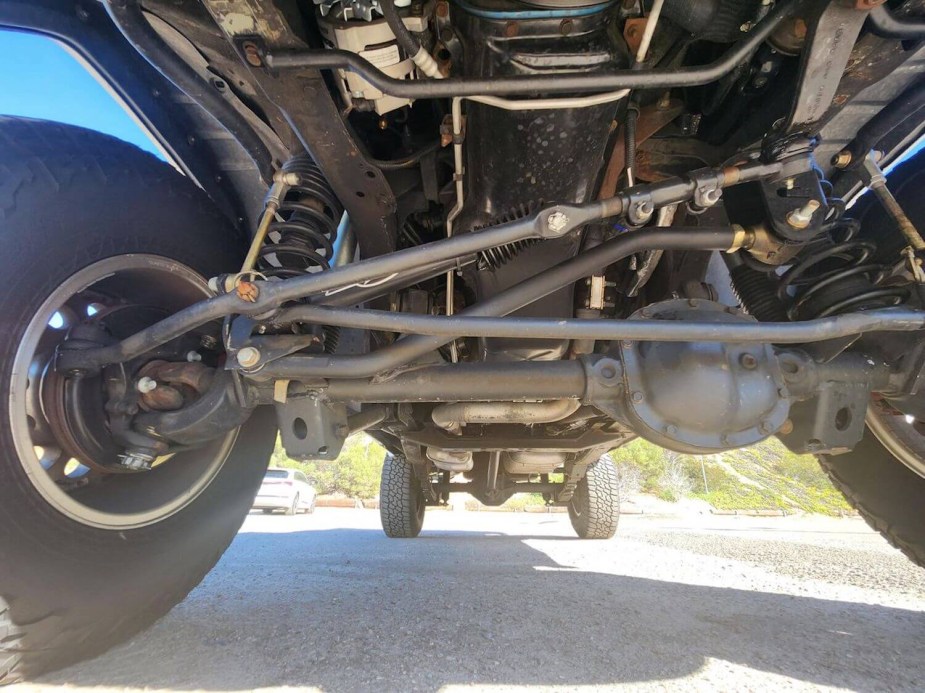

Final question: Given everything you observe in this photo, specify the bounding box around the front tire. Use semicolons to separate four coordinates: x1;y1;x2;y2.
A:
0;119;276;683
818;404;925;568
379;454;425;538
568;457;620;539
819;149;925;569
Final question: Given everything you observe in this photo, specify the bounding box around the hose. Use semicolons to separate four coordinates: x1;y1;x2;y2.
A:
380;0;443;78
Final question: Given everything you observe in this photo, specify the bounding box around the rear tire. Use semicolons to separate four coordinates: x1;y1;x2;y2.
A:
0;118;277;683
379;454;425;538
568;457;620;539
286;494;300;516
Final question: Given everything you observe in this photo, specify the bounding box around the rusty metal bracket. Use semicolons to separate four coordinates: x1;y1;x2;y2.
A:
782;0;874;134
200;0;398;258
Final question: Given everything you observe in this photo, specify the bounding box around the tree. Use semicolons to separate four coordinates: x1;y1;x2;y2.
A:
270;433;386;498
658;451;693;500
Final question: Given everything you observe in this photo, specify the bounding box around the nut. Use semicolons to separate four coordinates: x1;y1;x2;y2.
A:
236;280;260;303
739;353;759;370
242;41;262;68
832;151;853;169
786;199;821;230
136;376;157;394
236;347;261;369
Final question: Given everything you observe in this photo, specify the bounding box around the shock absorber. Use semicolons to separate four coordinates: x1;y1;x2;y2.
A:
255;155;344;279
231;154;345;352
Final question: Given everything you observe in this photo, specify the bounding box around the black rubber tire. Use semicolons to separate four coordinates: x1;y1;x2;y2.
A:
379;454;425;538
0;118;277;684
306;499;316;514
286;494;300;516
262;509;275;514
568;457;620;539
818;433;925;568
814;150;925;570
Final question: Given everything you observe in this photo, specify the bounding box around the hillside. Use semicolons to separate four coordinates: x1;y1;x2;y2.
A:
609;438;853;516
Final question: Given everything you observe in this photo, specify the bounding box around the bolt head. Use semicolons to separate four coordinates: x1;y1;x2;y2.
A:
236;347;261;369
546;211;570;234
739;353;759;370
136;376;157;394
631;391;644;404
186;350;202;362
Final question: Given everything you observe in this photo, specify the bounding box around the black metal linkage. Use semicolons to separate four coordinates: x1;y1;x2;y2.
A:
258;228;737;379
868;5;925;39
841;81;925;169
323;361;590;402
266;0;794;99
57;199;612;372
272;305;925;344
434;482;562;495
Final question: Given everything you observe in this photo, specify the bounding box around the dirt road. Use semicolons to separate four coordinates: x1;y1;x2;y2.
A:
13;508;925;692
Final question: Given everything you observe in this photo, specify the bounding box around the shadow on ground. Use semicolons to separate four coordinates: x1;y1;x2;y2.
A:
36;525;925;691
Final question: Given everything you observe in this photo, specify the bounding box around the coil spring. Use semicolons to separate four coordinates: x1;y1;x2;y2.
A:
778;216;908;320
256;154;344;280
257;154;344;352
476;203;540;270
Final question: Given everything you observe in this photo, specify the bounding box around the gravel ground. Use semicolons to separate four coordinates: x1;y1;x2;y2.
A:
10;508;925;692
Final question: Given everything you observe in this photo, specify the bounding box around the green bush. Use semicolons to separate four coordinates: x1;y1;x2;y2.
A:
609;436;852;515
271;434;386;499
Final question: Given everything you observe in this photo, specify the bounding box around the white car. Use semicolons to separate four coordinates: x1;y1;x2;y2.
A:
253;468;317;515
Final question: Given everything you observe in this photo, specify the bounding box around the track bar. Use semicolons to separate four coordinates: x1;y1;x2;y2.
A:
58;198;616;371
273;306;925;343
266;1;793;99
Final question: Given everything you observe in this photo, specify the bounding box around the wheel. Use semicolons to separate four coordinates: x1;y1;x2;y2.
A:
262;508;275;514
818;404;925;568
568;457;620;539
379;453;425;538
306;499;316;514
0;118;277;683
812;149;925;569
286;494;300;516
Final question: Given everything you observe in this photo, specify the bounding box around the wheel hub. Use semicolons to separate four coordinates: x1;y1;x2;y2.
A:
11;255;237;529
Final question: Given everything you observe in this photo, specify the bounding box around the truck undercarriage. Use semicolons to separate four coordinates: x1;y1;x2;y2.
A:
2;0;925;681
